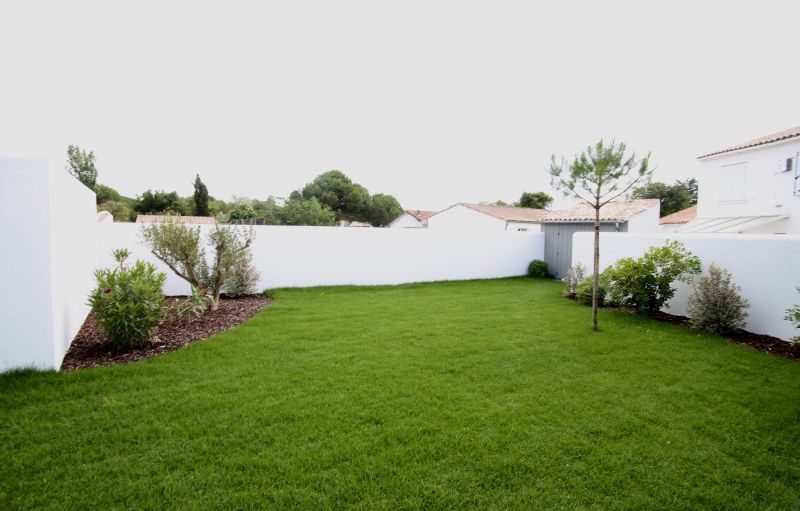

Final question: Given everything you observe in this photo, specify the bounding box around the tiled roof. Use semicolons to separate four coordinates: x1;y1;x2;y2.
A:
659;205;698;225
460;203;550;223
405;209;438;221
542;199;659;222
135;215;218;224
698;126;800;159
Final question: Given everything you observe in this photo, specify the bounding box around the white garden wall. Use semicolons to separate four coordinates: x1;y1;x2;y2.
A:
0;157;97;371
98;224;544;295
572;232;800;341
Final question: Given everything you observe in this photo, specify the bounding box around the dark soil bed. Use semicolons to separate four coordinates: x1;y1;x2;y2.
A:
649;311;800;361
61;295;272;371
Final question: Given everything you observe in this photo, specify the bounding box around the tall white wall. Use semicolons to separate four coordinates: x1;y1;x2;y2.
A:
697;138;800;233
572;232;800;341
99;224;544;294
626;205;661;232
0;157;97;371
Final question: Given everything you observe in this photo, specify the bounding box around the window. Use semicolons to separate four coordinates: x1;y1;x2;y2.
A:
794;154;800;195
785;157;795;173
719;162;747;203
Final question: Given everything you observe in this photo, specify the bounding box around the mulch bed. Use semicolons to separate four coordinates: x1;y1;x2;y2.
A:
61;295;273;371
649;310;800;361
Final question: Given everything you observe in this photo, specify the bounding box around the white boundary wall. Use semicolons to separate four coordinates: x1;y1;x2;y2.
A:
0;157;97;371
572;232;800;341
98;224;544;294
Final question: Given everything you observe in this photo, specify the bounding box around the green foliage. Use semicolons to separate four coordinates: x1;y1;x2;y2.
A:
300;170;369;221
785;288;800;345
94;183;121;205
631;180;694;217
280;196;336;226
515;191;553;209
365;193;403;227
604;240;701;313
550;139;653;330
224;248;260;297
229;204;256;221
251;198;283;225
527;259;549;278
65;144;97;190
678;178;698;204
687;264;750;336
87;250;165;349
193;174;210;216
170;286;215;323
97;200;134;222
561;263;586;298
134;190;183;215
575;276;606;306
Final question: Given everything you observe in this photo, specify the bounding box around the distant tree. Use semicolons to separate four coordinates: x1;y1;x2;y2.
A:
281;196;336;226
515;191;553;209
65;144;98;190
193;174;210;216
550;140;652;332
631;181;692;217
97;200;134;222
94;183;122;205
134;190;182;215
678;178;698;204
365;194;403;227
251;198;283;225
229;204;256;221
300;170;369;221
495;200;509;206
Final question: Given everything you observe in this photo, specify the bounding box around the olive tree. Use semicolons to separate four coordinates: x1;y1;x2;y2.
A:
141;221;255;310
549;140;653;331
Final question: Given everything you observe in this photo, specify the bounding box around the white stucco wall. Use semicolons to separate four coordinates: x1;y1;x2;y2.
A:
389;212;424;228
0;157;97;371
571;232;800;341
99;224;545;294
506;221;542;233
626;205;661;232
697;138;800;233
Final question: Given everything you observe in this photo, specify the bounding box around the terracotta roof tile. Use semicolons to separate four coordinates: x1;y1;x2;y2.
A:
405;209;438;221
659;205;697;225
542;199;659;222
460;203;550;223
698;126;800;158
135;215;218;224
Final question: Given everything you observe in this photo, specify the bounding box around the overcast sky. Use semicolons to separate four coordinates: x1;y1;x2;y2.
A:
2;0;798;210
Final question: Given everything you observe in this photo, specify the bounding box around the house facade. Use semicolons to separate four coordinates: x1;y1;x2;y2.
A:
426;203;548;232
689;126;800;234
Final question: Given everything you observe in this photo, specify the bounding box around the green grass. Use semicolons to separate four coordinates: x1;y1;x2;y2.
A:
2;278;799;510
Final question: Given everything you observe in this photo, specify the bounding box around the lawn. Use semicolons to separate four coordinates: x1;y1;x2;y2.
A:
2;278;799;510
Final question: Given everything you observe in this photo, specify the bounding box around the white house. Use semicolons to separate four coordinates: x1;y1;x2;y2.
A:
389;209;438;228
426;203;549;232
684;126;800;234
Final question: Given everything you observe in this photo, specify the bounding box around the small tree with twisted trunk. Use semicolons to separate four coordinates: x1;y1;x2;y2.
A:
141;222;254;311
549;140;653;332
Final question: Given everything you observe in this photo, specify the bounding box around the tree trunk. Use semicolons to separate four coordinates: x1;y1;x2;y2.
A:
592;203;600;332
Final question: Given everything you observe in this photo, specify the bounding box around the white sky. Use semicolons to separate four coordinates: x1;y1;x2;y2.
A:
1;0;798;210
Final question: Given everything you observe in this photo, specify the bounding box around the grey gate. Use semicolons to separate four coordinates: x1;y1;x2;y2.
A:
542;222;626;279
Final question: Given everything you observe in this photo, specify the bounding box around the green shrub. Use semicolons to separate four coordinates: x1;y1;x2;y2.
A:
88;250;166;349
528;260;549;278
171;286;215;323
786;288;800;346
561;263;586;298
687;263;750;336
224;249;260;297
604;240;701;314
575;276;606;306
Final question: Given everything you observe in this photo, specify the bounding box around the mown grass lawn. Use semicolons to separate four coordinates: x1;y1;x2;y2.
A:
2;278;799;510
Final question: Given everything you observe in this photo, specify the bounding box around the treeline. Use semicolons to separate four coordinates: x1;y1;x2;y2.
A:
67;145;403;226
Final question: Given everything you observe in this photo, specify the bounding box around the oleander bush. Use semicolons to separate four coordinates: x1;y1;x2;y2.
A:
561;263;586;298
575;275;607;306
88;249;166;349
687;263;750;336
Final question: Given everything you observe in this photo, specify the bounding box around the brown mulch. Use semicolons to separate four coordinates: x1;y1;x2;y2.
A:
649;310;800;361
61;295;273;371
